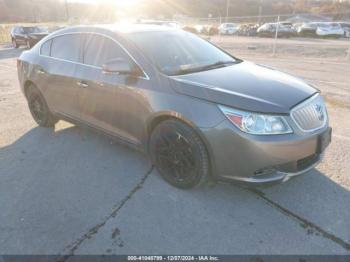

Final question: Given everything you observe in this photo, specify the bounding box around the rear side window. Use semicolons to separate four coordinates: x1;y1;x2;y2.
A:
83;34;130;67
51;34;81;62
40;40;52;56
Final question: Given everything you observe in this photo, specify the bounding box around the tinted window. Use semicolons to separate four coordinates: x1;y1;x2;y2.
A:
83;34;129;67
22;27;42;34
40;40;52;56
51;34;81;62
126;30;236;75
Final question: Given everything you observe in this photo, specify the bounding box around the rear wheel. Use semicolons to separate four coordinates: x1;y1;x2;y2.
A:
26;40;32;49
27;85;58;127
149;119;210;189
12;38;19;48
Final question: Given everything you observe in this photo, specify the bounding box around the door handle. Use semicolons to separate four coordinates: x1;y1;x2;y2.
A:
77;81;88;88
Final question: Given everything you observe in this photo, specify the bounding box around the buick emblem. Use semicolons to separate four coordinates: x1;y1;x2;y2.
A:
314;104;325;121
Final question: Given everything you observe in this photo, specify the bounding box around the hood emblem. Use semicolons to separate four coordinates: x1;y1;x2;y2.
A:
314;104;325;121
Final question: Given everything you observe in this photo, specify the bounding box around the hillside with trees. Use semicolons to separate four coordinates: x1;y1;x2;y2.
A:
0;0;349;23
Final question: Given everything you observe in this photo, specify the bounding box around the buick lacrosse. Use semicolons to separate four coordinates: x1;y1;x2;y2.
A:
17;25;331;189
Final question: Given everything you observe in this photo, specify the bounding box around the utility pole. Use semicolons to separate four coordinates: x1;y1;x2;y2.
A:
226;0;230;22
272;15;280;57
65;0;69;22
258;0;262;24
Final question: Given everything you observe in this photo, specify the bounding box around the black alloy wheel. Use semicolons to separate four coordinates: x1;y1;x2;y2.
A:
150;119;209;189
27;86;57;127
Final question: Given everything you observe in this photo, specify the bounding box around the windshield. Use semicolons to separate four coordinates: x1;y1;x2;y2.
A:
126;30;238;76
22;27;44;33
318;23;340;29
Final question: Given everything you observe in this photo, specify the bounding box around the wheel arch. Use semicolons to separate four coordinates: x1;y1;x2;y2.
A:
145;111;216;178
23;80;37;98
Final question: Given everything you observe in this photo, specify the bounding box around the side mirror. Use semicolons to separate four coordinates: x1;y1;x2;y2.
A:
102;58;133;75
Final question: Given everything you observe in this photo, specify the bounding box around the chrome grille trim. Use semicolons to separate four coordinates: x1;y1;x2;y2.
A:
291;93;327;132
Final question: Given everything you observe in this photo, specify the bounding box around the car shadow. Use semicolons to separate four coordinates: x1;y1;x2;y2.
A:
247;167;350;243
0;124;349;254
0;124;152;254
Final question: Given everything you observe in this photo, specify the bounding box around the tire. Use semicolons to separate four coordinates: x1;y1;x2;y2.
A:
12;38;19;48
26;85;58;127
26;40;32;49
149;119;210;189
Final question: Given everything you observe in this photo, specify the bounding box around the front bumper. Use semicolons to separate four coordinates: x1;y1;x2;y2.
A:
201;119;331;186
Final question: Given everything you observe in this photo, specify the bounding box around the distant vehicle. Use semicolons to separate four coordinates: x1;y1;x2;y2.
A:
219;23;238;35
194;25;206;34
137;20;179;28
182;26;198;34
257;23;294;38
192;25;218;35
291;23;303;33
11;26;48;48
203;25;219;35
279;21;293;28
297;22;318;37
316;23;344;38
338;22;350;38
237;24;259;36
297;22;343;38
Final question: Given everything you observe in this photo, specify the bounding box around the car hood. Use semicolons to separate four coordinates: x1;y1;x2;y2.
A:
170;61;317;114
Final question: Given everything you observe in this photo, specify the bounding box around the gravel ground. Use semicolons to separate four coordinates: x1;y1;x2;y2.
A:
0;37;349;257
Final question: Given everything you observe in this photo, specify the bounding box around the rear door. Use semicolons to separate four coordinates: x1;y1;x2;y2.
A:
38;33;83;119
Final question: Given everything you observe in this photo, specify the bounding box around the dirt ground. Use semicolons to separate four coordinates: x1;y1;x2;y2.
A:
0;36;349;257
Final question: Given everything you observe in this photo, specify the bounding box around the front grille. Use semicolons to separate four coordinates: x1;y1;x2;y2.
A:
291;94;327;132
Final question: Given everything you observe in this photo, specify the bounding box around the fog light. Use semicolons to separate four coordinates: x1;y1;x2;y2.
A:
254;168;276;176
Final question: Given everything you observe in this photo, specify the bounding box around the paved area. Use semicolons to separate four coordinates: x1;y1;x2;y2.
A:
0;37;349;256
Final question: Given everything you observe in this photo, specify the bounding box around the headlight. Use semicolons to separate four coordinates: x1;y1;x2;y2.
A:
218;105;293;135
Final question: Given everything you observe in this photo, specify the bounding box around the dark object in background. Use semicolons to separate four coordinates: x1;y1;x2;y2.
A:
10;26;48;49
257;22;295;38
182;26;198;34
237;24;259;36
297;22;318;37
338;22;350;38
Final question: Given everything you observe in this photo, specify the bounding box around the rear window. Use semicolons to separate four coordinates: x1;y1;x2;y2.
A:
50;34;81;62
22;27;42;34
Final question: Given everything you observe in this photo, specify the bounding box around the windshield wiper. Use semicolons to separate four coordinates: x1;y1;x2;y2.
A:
170;60;237;76
200;60;237;70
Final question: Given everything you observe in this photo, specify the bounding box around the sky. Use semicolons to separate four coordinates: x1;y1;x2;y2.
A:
68;0;142;7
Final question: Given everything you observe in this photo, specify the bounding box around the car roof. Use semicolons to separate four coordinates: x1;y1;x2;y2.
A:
51;24;176;36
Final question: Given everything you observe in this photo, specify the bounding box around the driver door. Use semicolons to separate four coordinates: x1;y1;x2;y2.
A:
76;33;147;145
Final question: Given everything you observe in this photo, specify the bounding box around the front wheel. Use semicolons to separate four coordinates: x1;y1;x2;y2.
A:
27;86;58;127
149;119;210;189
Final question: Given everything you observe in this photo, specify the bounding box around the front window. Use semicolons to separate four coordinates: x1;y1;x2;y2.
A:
50;34;81;62
83;34;131;67
126;30;239;76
